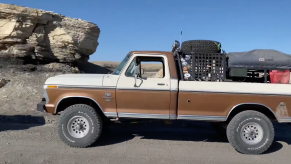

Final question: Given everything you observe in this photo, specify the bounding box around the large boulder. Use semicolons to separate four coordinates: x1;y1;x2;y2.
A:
0;3;100;62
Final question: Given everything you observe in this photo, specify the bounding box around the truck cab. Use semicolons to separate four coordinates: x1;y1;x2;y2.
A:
107;51;178;119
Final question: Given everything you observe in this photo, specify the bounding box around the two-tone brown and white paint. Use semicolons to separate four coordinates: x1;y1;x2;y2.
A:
42;51;291;123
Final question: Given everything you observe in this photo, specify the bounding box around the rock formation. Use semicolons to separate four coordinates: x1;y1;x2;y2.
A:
0;3;100;63
0;4;104;118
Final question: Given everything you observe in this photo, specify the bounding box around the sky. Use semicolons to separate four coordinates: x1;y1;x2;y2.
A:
2;0;291;62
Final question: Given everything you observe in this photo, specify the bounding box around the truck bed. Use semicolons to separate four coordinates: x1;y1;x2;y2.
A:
177;81;291;120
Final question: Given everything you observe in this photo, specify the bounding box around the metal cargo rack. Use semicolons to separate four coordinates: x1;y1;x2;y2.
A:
171;40;227;82
173;51;227;81
190;52;226;81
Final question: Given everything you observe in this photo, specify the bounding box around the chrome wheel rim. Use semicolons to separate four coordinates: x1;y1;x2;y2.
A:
240;122;264;145
67;116;90;138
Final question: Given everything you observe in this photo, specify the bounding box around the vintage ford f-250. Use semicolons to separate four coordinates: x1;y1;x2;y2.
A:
37;40;291;155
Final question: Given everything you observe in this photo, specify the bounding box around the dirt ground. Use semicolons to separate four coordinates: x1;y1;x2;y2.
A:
0;121;290;164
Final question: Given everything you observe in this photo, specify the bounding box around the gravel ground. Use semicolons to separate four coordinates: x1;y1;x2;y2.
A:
0;121;290;164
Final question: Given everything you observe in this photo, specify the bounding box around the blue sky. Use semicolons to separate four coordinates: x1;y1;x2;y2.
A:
2;0;291;61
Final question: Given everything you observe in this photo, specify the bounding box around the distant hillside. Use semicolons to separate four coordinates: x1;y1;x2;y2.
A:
91;61;163;72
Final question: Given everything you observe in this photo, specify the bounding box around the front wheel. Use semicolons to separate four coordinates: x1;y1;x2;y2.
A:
58;104;103;148
227;110;274;155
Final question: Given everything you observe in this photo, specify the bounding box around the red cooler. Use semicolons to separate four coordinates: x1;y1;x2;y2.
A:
269;70;290;84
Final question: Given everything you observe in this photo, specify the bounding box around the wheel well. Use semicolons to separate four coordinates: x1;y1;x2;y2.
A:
226;104;278;123
56;97;107;120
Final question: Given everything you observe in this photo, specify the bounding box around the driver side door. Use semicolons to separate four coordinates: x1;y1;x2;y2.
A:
116;54;171;119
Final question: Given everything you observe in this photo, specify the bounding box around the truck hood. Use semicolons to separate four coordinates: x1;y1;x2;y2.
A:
45;74;106;87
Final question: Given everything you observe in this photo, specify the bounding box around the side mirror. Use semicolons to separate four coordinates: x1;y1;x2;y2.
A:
134;65;140;87
134;65;140;76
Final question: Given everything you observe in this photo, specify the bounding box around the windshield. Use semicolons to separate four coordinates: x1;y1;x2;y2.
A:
111;53;131;75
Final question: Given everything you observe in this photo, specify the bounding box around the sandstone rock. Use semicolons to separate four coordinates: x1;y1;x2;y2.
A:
41;63;80;73
0;3;100;62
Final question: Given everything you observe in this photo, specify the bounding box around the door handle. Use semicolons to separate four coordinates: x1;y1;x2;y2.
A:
157;83;165;86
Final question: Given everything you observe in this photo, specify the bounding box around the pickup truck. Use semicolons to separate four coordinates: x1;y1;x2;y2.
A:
37;40;291;155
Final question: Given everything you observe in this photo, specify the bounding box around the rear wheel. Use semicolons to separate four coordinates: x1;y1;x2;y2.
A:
58;104;103;148
181;40;221;54
227;110;274;154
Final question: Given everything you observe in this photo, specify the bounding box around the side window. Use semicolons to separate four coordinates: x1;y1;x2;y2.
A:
125;56;165;78
141;60;164;78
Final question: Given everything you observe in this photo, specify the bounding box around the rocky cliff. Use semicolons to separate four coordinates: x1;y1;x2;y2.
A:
0;3;100;63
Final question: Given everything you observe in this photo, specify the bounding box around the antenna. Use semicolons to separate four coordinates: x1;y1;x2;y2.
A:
179;15;183;48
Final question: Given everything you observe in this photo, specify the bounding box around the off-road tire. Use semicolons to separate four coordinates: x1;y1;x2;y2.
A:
58;104;103;148
227;110;274;155
181;40;221;54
